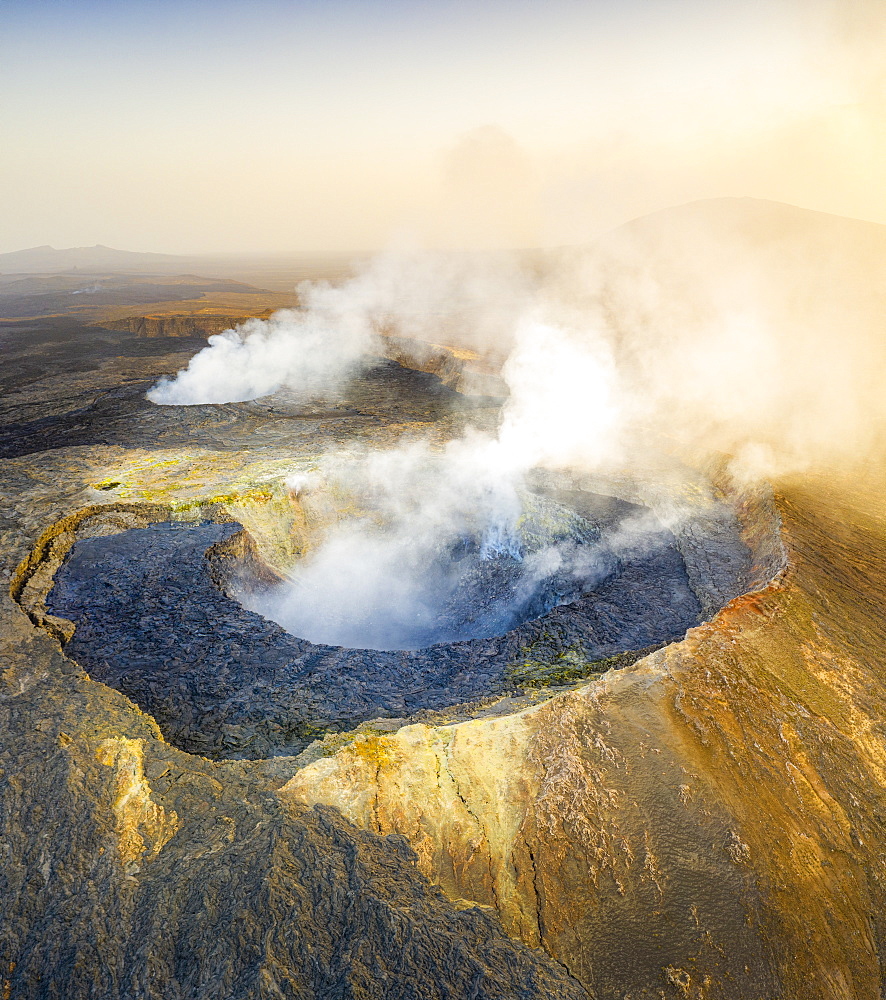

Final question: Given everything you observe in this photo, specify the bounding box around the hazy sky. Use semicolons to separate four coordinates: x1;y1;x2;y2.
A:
2;0;884;253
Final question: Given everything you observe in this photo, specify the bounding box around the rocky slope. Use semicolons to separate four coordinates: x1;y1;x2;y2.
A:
284;469;886;997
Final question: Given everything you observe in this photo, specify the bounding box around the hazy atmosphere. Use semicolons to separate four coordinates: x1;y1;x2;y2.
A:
3;0;886;253
5;2;886;998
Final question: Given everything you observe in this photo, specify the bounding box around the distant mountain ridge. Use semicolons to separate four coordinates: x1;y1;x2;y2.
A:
605;196;886;249
0;244;186;274
6;198;886;283
0;243;361;289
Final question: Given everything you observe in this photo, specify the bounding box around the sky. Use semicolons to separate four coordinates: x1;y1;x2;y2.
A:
2;0;884;253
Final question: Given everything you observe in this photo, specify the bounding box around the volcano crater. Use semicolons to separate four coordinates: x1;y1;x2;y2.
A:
36;477;759;761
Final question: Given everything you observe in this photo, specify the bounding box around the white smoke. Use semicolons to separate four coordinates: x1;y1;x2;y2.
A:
147;199;886;648
241;438;524;649
146;281;376;405
497;316;623;471
238;437;658;651
147;247;534;405
570;201;886;476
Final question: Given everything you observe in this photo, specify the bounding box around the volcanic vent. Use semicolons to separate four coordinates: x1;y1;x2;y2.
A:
39;464;758;761
230;480;690;651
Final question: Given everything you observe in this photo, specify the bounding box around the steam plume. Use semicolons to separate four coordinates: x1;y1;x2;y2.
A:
149;199;886;648
239;438;664;651
147;248;533;405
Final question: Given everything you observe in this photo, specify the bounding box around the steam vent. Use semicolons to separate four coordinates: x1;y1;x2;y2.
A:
4;201;886;1000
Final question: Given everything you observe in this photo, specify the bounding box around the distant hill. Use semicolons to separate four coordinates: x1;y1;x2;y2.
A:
0;244;361;290
543;197;886;313
604;196;886;253
0;244;187;274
